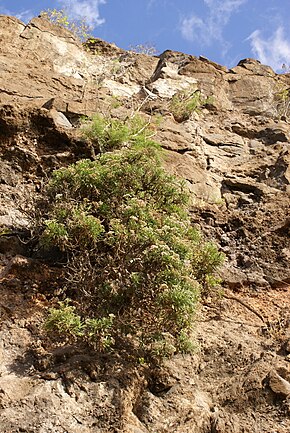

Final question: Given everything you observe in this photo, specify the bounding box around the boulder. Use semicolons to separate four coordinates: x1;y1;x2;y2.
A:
268;370;290;398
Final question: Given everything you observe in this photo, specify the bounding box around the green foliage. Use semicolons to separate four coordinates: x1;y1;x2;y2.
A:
42;205;104;250
41;115;223;361
169;88;211;122
110;95;122;109
177;330;196;353
81;114;155;153
45;301;84;338
0;226;12;236
45;301;114;350
40;8;92;41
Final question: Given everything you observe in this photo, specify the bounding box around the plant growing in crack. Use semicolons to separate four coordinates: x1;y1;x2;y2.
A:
169;88;213;122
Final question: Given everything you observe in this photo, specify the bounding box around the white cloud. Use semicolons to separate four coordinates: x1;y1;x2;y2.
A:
16;10;34;23
181;14;208;46
204;0;246;15
180;0;247;52
58;0;106;28
147;0;168;7
248;27;290;71
0;4;33;23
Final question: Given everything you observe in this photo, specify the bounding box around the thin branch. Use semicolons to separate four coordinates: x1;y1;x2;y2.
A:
223;292;265;323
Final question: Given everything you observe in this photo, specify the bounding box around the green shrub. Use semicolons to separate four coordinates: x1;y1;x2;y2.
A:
45;300;114;350
40;8;92;41
44;301;84;338
169;88;211;122
81;114;155;153
41;116;223;361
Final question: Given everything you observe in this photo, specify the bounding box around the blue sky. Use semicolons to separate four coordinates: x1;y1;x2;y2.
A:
1;1;290;71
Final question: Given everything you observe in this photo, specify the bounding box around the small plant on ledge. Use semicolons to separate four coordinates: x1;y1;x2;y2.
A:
169;88;213;122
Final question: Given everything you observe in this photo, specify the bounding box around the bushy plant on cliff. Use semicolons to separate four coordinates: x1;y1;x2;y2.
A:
42;115;223;360
169;88;212;122
40;9;92;41
81;114;154;153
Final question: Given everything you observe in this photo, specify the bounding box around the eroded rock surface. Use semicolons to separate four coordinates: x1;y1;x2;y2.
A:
0;14;289;433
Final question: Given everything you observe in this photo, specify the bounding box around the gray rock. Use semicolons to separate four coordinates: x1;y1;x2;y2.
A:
268;370;290;398
49;109;72;129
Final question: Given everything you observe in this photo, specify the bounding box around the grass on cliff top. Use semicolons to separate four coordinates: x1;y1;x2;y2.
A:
40;113;224;362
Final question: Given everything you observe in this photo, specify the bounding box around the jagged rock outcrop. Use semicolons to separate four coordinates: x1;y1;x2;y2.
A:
0;14;289;433
1;14;289;288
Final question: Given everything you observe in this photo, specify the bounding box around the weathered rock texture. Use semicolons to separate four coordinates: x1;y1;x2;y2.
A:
0;15;289;433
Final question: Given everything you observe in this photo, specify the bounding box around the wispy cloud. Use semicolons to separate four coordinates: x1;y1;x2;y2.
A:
16;9;34;23
181;14;206;44
147;0;168;7
57;0;106;28
180;0;247;53
0;4;33;23
248;27;290;71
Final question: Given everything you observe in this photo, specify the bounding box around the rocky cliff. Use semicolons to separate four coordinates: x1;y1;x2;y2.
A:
0;15;289;433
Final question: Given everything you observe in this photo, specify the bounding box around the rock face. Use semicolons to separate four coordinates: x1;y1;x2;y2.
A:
1;14;289;289
0;14;289;433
